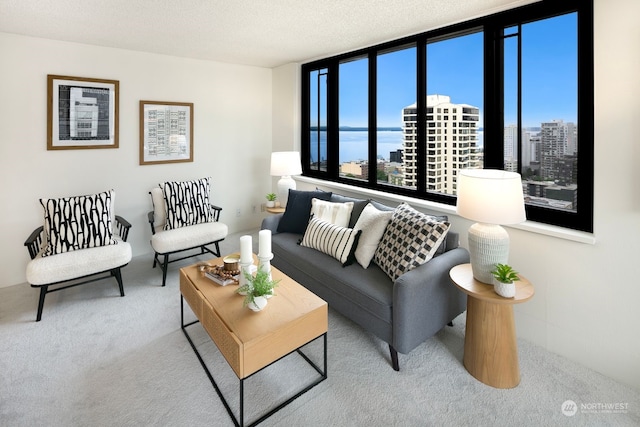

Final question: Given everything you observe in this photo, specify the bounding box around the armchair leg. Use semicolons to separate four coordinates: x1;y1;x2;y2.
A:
389;345;400;371
161;254;169;287
36;286;48;322
113;268;125;297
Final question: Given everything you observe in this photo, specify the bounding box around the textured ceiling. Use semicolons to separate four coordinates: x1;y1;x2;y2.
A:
0;0;538;68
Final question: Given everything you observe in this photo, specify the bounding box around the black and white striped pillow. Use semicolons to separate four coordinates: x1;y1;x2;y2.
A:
300;217;361;266
40;189;117;256
161;177;214;230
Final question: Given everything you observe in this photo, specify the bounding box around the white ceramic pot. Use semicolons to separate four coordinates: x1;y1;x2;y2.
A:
266;201;275;208
493;278;516;298
247;296;268;311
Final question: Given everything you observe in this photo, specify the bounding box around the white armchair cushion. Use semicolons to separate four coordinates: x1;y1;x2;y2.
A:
26;239;132;286
151;221;228;254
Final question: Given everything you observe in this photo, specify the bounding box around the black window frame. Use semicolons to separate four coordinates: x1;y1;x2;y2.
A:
301;0;593;233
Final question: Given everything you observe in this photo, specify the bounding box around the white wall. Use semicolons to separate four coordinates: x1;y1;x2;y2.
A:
271;0;640;391
0;33;273;288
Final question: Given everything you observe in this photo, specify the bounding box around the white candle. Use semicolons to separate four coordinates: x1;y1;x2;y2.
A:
258;229;271;257
240;235;252;263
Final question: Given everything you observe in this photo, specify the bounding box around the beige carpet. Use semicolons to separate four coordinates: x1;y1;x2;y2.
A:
1;231;638;426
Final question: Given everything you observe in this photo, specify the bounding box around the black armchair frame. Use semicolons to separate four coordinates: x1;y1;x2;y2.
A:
24;215;132;322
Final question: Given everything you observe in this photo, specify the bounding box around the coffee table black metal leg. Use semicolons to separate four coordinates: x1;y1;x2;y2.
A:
181;296;327;427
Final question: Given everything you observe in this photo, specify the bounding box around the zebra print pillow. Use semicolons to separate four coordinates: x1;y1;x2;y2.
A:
300;217;361;266
161;177;214;230
40;189;117;257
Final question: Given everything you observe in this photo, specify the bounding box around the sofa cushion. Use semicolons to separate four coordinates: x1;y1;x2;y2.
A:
300;217;361;265
272;232;393;323
277;190;332;234
373;203;450;281
160;177;214;230
353;203;394;269
40;189;117;257
310;198;354;227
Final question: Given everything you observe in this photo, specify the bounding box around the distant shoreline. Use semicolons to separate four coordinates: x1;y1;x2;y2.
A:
310;126;402;132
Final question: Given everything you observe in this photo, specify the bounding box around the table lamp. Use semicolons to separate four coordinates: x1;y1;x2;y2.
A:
456;169;526;284
270;151;302;207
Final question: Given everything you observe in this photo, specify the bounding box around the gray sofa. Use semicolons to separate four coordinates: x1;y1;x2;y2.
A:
260;191;469;371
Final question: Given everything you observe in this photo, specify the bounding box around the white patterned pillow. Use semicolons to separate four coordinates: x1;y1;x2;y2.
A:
161;177;213;230
353;203;394;269
310;198;354;228
373;203;450;281
40;189;117;257
300;217;361;266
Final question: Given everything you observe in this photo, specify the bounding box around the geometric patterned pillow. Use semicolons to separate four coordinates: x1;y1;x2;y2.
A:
300;217;361;266
160;177;213;230
373;203;450;281
40;189;117;257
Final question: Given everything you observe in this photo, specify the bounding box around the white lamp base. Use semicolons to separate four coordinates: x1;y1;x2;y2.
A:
467;222;510;284
277;175;296;207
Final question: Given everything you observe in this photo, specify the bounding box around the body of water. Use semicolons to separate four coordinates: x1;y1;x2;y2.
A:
310;130;403;163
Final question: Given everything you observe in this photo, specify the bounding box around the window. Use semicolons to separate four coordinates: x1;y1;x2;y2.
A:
301;0;593;232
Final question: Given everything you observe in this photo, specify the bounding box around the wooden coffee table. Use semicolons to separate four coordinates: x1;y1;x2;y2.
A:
180;255;328;426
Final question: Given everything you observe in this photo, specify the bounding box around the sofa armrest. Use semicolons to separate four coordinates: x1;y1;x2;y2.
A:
391;247;470;353
261;214;283;234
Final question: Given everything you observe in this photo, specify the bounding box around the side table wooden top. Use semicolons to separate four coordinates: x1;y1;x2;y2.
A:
450;263;534;305
266;207;285;214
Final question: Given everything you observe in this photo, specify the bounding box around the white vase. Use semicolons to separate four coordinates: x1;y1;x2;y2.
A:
493;278;516;298
247;296;268;311
266;201;275;208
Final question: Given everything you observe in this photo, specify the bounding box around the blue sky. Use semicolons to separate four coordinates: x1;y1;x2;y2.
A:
336;12;577;129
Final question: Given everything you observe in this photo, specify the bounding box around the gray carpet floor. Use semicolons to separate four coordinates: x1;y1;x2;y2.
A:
1;231;638;426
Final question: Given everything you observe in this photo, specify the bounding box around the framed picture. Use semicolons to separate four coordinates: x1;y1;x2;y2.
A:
140;101;194;165
47;75;119;150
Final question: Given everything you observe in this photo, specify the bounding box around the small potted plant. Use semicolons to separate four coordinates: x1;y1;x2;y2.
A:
236;268;280;311
265;193;277;208
490;263;519;298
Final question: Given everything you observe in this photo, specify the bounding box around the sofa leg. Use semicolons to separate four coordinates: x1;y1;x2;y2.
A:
448;321;454;327
161;254;169;287
389;345;400;371
36;286;48;322
113;268;125;297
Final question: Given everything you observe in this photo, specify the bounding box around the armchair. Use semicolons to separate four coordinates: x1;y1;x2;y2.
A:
148;181;228;287
24;190;132;321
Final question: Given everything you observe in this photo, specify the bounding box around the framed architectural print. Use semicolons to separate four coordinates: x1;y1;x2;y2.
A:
139;101;194;165
47;75;119;150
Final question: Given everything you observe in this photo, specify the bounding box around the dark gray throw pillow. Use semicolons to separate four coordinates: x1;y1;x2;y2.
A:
277;190;333;234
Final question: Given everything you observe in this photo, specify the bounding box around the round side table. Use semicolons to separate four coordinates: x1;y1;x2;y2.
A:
449;263;534;388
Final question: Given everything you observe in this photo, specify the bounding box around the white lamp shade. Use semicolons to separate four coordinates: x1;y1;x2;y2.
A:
456;169;526;225
270;151;302;177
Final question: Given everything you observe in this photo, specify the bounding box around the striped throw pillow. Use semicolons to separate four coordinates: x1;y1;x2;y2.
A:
300;217;361;266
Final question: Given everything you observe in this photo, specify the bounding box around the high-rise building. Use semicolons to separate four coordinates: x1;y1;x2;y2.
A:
540;119;577;181
402;95;480;193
